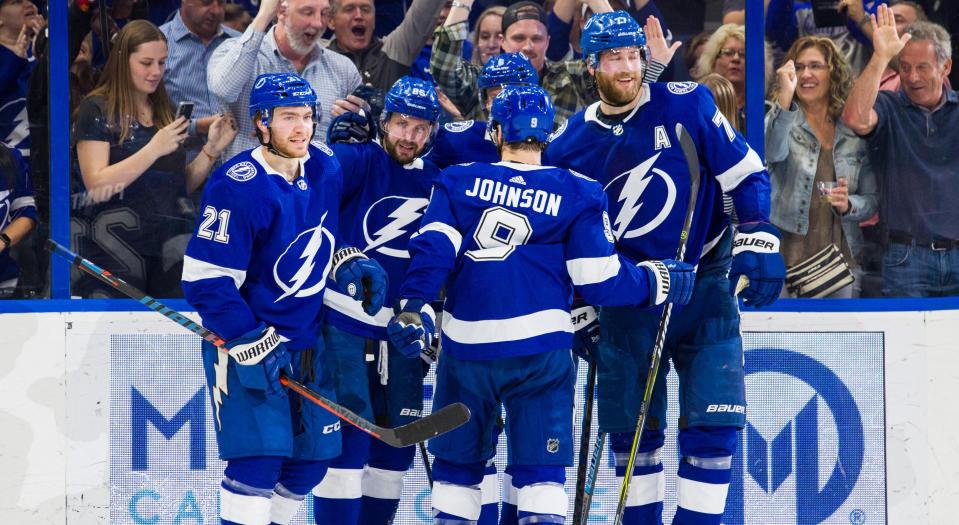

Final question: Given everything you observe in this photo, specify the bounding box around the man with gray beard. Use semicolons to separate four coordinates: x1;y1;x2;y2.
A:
208;0;364;158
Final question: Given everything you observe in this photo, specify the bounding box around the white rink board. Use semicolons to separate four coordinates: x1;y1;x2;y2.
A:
1;308;958;524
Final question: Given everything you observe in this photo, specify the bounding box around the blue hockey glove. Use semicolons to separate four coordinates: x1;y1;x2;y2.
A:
326;110;375;144
387;298;436;358
571;298;599;362
227;323;292;395
638;259;696;307
729;222;786;308
331;247;389;315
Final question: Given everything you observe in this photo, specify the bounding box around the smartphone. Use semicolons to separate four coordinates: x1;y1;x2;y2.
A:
175;101;195;121
810;0;848;28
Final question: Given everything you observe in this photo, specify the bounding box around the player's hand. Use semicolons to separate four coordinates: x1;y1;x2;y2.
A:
326;110;375;144
776;60;797;109
332;95;372;118
331;247;389;315
387;298;436;358
729;222;786;308
206;112;238;156
571;298;600;362
643;15;682;67
870;4;911;62
147;117;190;158
227;323;293;395
638;259;696;307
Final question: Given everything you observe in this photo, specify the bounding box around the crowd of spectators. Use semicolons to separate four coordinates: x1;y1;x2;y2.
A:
1;0;957;299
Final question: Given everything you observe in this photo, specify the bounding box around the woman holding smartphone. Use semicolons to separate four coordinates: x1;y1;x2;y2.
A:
72;20;236;298
765;36;877;298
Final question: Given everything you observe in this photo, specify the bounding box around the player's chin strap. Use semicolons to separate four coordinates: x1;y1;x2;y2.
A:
258;111;318;159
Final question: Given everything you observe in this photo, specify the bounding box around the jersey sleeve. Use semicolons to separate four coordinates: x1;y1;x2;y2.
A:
397;175;461;302
331;142;369;202
10;149;36;222
565;178;654;307
690;84;771;224
181;175;261;341
73;97;114;143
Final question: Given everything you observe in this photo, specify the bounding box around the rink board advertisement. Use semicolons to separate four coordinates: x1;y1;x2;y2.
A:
102;326;884;524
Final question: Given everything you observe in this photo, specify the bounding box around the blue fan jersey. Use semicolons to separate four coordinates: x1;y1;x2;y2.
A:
544;82;770;268
324;140;440;340
182;145;344;350
0;46;33;159
399;161;656;360
424;120;499;169
0;148;36;282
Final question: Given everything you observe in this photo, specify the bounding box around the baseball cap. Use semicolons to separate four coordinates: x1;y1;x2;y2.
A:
501;1;548;33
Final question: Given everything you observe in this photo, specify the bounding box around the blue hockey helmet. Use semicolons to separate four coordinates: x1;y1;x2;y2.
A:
478;52;539;90
488;85;555;144
383;76;441;123
248;73;317;123
580;11;647;67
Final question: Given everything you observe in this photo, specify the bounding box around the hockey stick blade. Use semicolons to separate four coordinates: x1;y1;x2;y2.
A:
46;239;470;447
613;123;702;525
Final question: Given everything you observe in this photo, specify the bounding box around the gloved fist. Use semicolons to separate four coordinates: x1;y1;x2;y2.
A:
227;323;292;394
729;222;786;308
571;298;599;362
326;110;375;144
332;247;389;315
638;258;696;307
387;298;436;358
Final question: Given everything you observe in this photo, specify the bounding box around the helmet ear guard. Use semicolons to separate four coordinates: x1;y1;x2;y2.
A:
249;73;319;157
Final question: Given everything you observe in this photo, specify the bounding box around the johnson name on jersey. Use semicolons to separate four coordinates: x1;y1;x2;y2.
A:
324;140;440;340
399;161;656;360
182;145;344;350
424;120;499;169
544;82;769;268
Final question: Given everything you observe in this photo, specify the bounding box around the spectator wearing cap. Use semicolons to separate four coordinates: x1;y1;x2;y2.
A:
429;0;672;123
326;0;447;91
208;0;364;159
160;0;240;161
842;7;959;297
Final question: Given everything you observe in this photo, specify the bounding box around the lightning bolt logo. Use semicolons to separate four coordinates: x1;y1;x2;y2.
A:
611;153;661;240
0;99;29;155
604;153;677;240
212;348;229;431
273;211;336;302
363;196;429;258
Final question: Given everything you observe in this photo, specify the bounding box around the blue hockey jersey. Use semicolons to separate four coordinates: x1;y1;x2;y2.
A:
0;45;33;159
182;145;344;350
399;161;657;360
424;120;499;169
0;148;36;283
544;82;770;268
324;140;440;340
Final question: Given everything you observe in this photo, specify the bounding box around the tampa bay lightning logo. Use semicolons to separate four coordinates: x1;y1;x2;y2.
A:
444;121;474;133
362;196;429;258
273;211;336;301
0;98;29;153
603;152;677;240
226;161;257;182
667;81;698;95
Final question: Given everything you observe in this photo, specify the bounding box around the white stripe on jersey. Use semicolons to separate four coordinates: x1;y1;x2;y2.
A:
443;309;573;345
323;288;393;327
181;254;247;289
10;196;34;211
566;254;623;286
419;221;463;254
714;147;764;192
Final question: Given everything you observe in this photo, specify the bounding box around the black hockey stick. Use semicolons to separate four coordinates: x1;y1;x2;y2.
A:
581;430;606;522
419;442;433;486
47;240;470;448
613;123;701;525
572;361;597;525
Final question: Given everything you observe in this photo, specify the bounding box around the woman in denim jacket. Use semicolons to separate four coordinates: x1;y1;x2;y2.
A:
765;36;878;297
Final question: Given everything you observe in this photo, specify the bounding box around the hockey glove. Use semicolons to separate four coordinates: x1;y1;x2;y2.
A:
571;298;600;362
332;247;389;315
326;110;375;144
638;259;696;307
729;222;786;308
387;298;436;359
227;323;292;395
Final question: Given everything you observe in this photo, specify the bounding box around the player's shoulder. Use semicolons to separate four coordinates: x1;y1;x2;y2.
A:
547;110;585;143
215;150;265;186
442;120;481;134
649;81;714;110
307;142;344;173
550;166;604;201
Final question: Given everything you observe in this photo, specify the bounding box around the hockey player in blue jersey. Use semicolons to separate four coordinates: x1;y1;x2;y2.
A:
544;12;786;525
386;85;696;525
181;73;388;525
311;76;441;525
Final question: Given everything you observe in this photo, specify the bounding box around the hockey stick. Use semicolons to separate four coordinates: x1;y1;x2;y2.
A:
419;442;433;486
581;430;606;523
612;123;701;525
46;240;470;448
572;361;597;525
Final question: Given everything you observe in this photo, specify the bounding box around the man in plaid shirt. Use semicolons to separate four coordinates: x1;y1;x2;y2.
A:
429;0;674;123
